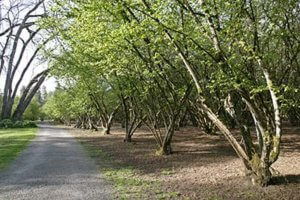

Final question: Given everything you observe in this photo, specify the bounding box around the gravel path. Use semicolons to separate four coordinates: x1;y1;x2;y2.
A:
0;125;113;200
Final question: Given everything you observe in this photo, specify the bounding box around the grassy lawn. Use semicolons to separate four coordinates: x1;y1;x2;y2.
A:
0;128;37;171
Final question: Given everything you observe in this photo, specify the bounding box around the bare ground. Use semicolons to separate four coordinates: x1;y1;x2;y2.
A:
72;126;300;200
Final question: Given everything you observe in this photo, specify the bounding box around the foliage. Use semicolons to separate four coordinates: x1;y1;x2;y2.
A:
43;0;300;186
0;119;14;129
43;89;75;122
23;97;43;121
0;119;37;129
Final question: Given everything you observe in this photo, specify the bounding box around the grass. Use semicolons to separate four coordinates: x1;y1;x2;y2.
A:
78;138;182;199
161;168;176;176
0;128;37;171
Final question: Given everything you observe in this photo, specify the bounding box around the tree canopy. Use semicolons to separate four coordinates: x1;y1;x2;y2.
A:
38;0;300;187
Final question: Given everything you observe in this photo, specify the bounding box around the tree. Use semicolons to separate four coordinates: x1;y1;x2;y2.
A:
0;0;50;120
45;0;300;186
41;85;48;105
23;96;42;121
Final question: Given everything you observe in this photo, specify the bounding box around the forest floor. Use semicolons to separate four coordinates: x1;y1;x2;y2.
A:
72;126;300;200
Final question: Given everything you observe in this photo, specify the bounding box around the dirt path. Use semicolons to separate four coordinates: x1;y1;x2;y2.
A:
0;125;112;200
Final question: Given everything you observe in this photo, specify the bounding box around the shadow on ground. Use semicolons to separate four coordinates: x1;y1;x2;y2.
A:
70;126;300;200
271;174;300;185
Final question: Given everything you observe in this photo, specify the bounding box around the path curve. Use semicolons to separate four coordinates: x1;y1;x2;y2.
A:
0;125;112;200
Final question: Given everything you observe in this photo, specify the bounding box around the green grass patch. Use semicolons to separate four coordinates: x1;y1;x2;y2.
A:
78;139;181;199
161;168;176;176
0;128;37;171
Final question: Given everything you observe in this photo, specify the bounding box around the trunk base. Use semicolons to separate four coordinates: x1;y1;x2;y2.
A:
245;166;272;187
124;135;132;142
156;145;172;156
102;128;110;135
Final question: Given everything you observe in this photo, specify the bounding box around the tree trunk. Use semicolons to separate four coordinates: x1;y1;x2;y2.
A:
12;70;48;121
102;123;111;135
124;134;132;142
157;143;172;156
245;154;272;186
1;98;13;119
121;95;130;141
102;104;120;135
188;109;198;127
0;0;46;120
156;119;175;155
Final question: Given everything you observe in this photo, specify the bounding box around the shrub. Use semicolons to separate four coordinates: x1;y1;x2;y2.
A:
23;121;38;128
0;119;37;129
0;119;14;128
12;121;24;128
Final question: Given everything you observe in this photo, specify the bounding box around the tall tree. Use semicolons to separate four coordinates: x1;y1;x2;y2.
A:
0;0;50;120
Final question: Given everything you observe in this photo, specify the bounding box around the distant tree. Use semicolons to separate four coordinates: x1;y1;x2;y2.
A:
41;86;48;105
36;90;43;105
23;96;42;121
43;87;76;124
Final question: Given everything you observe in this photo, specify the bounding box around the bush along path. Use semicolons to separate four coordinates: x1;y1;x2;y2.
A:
0;119;37;129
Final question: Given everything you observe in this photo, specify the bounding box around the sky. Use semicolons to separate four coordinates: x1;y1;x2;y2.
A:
41;77;57;92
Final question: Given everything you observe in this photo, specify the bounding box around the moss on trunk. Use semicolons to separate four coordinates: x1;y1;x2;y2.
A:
156;144;172;156
247;153;272;186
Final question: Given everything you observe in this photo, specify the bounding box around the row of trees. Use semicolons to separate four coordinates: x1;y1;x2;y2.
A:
44;0;300;186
